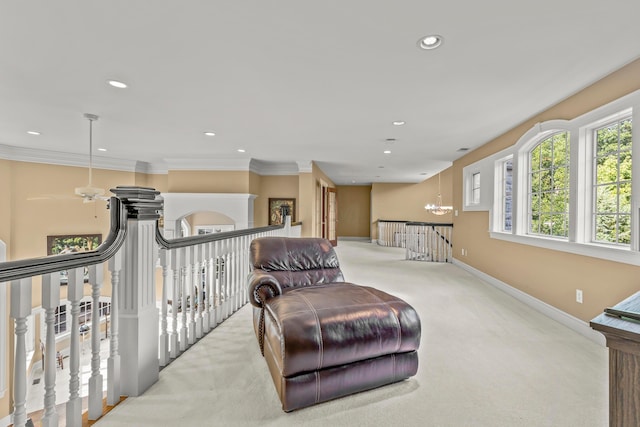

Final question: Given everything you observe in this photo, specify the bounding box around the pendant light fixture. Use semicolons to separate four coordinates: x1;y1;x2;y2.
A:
424;173;452;215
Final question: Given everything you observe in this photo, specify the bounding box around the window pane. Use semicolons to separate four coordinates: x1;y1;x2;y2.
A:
620;119;632;151
540;139;553;169
552;133;568;166
620;182;632;213
540;170;552;192
595;214;617;243
595;184;618;213
619;214;631;244
596;156;617;185
596;125;619;155
552;214;568;237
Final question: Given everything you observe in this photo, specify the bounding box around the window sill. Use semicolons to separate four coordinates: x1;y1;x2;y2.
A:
490;231;640;266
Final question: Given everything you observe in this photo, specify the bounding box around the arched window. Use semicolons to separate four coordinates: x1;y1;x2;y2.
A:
528;132;570;238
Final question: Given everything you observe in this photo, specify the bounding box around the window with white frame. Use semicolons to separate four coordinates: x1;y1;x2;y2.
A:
55;304;67;334
472;172;481;204
528;131;570;238
496;157;513;232
488;90;640;265
592;117;632;245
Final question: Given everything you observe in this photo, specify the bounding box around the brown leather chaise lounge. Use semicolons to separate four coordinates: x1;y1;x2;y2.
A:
247;237;421;412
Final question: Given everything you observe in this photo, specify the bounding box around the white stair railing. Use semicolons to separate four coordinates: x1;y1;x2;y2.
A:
405;222;454;262
0;186;298;425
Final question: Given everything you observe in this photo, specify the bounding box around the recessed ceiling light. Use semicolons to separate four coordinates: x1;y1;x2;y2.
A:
418;35;443;50
420;172;428;175
352;180;356;184
98;148;107;152
378;166;385;169
457;147;469;152
27;131;41;135
237;149;246;153
385;138;396;143
393;121;405;126
204;132;216;136
107;80;128;89
383;150;391;154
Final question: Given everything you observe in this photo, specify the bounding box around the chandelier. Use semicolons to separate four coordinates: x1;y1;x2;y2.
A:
424;173;452;216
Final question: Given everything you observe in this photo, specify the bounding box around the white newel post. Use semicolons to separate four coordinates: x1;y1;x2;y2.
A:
111;186;162;396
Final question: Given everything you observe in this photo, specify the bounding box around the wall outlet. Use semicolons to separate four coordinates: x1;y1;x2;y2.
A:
576;289;583;304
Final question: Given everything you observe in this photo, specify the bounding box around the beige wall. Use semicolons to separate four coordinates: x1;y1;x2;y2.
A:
452;57;640;322
370;168;453;239
336;185;371;238
255;175;299;227
167;170;251;193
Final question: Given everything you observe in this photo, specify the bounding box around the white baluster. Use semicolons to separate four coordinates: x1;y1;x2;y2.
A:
186;246;196;345
197;243;205;335
66;267;83;427
222;241;230;319
191;245;202;340
213;241;220;325
41;274;60;427
179;247;188;352
233;237;240;312
11;278;32;427
88;264;104;420
243;234;250;305
202;243;211;334
159;248;171;366
107;250;122;406
209;242;218;329
170;249;181;358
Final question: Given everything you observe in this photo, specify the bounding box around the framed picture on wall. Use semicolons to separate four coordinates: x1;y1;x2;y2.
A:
268;198;295;225
194;225;235;234
47;234;102;284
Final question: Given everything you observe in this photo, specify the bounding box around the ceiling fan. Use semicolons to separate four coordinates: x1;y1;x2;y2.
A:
74;113;108;203
27;113;109;203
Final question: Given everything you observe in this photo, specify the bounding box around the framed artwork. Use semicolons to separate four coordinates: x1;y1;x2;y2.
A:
194;225;235;234
47;234;102;284
269;198;295;225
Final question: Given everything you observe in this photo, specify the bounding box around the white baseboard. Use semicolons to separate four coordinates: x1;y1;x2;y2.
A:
0;413;12;427
452;259;606;346
337;236;371;242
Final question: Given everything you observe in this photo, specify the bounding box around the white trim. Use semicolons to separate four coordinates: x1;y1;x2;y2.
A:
452;258;606;346
490;230;640;266
0;144;147;172
250;159;300;175
0;413;11;427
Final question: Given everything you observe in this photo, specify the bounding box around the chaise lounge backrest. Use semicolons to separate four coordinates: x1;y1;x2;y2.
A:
247;237;345;354
249;236;344;294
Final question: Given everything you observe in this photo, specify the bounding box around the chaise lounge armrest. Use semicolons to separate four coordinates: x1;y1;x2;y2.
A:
248;271;282;308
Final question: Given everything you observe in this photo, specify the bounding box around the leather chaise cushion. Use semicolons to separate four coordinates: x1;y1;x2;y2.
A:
263;282;421;378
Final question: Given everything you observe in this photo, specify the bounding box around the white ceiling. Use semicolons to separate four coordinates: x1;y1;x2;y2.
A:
1;1;639;185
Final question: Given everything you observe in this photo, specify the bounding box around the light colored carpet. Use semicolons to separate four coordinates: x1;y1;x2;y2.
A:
95;241;608;427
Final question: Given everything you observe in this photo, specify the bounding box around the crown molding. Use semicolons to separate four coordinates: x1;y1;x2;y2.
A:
250;159;299;175
0;144;148;172
296;160;313;173
0;144;309;176
163;158;253;171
